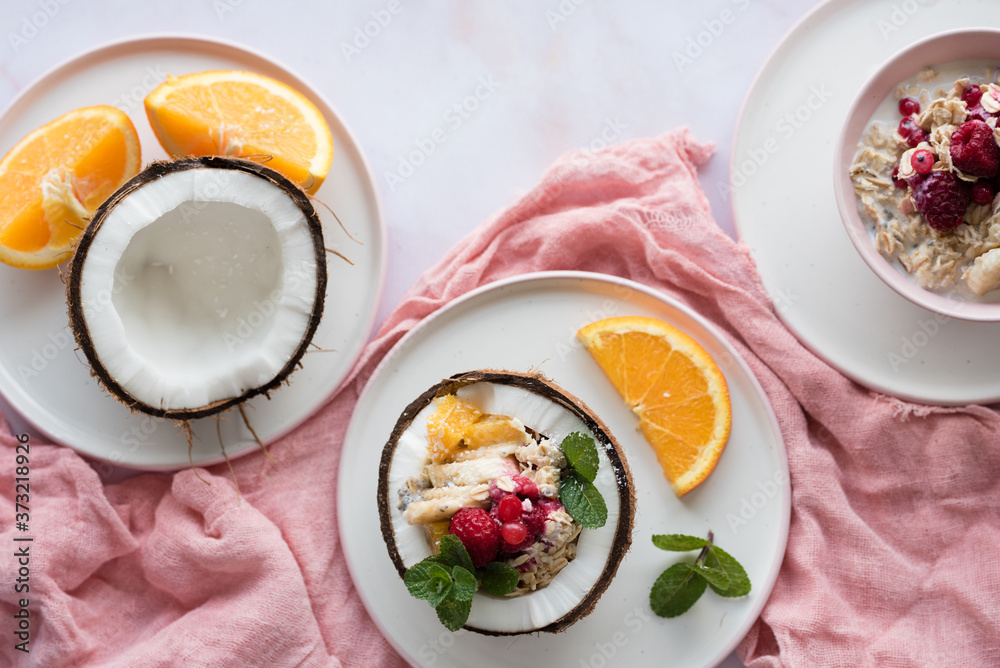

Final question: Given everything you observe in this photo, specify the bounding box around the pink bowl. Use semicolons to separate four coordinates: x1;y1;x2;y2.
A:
833;28;1000;322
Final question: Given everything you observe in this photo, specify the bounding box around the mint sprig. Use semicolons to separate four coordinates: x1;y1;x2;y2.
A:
558;432;607;529
561;431;600;481
650;562;708;618
403;534;520;631
651;534;712;552
649;531;751;618
439;532;476;574
478;560;521;596
404;561;453;606
560;469;607;529
703;544;751;598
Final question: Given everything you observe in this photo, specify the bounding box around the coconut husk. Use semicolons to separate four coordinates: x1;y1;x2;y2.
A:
66;156;327;420
377;369;636;635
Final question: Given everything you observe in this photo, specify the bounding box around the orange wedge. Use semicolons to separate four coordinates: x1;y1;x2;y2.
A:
463;415;528;450
144;70;333;194
426;394;482;463
577;316;731;496
0;105;140;270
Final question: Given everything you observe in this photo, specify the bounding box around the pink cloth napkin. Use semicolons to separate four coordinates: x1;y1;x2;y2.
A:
3;127;999;667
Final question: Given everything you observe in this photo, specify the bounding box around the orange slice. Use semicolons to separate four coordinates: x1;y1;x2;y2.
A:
463;415;528;450
426;395;482;463
577;316;732;496
144;70;333;194
425;396;531;463
0;105;140;270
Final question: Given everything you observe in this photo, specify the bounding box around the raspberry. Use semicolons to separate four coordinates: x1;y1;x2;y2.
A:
449;507;499;568
897;118;928;148
488;479;506;504
490;474;539;506
950;120;1000;178
523;505;547;537
898;97;921;116
972;179;995;206
511;475;539;500
909;172;971;232
965;104;994;124
536;497;563;513
962;84;984;107
523;498;565;538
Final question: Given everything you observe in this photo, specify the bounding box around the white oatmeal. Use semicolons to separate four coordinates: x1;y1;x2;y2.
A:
850;60;1000;298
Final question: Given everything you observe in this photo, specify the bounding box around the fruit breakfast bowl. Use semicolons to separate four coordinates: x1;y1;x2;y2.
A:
834;28;1000;322
377;369;635;635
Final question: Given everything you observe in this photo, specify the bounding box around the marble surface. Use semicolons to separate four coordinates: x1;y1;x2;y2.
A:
0;1;826;665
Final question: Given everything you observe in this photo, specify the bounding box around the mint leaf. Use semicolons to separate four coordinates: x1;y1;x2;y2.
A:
560;469;608;529
687;563;730;591
438;534;475;574
652;534;712;552
647;531;752;618
451;566;478;602
436;593;472;632
425;576;453;608
425;553;451;565
650;562;707;618
478;561;520;596
404;561;452;605
705;546;751;597
561;432;599;482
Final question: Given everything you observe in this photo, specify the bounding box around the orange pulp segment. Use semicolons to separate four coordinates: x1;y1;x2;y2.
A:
577;316;732;496
426;395;482;463
0;105;140;270
144;70;333;194
426;395;531;463
462;415;529;450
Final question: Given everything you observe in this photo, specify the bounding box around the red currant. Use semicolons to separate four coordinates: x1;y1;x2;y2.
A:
500;521;528;546
910;149;935;175
961;84;984;107
497;494;522;522
898;96;921;116
897;118;928;148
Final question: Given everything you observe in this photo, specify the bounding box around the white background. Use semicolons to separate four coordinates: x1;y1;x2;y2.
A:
0;1;825;665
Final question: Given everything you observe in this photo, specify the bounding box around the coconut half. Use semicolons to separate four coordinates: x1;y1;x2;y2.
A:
67;156;326;420
377;370;635;635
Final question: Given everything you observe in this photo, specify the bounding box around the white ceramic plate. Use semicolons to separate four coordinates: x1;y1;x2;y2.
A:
0;35;386;469
732;0;1000;405
339;271;788;668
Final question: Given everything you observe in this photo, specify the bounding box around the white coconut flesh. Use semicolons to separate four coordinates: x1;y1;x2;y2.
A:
75;166;320;415
388;381;623;634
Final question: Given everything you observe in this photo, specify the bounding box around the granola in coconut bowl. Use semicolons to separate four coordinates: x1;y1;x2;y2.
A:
850;63;1000;299
396;393;584;595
